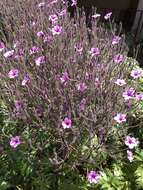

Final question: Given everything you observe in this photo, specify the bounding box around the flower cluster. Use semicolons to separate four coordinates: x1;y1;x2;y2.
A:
0;0;142;187
125;136;139;162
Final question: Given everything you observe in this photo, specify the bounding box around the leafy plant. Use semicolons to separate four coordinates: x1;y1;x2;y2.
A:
0;0;143;189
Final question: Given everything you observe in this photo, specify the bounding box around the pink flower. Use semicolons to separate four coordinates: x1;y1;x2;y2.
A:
122;88;135;101
92;14;101;19
4;50;14;58
21;75;30;86
125;136;139;149
114;113;126;123
113;54;124;63
51;25;62;35
76;82;87;92
62;117;72;129
49;14;58;23
89;47;100;57
0;41;5;52
104;12;112;20
10;136;21;148
60;72;69;85
74;44;83;53
135;93;143;101
127;150;133;162
30;46;39;54
114;79;126;86
112;36;121;45
71;0;77;6
8;69;19;78
87;171;100;184
35;56;45;66
37;31;45;38
130;69;143;79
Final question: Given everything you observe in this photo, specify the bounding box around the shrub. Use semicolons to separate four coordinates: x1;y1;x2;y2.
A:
0;0;143;189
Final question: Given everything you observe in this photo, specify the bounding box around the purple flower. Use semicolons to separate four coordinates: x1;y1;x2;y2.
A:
130;69;143;79
87;171;100;184
60;72;69;85
8;69;19;78
49;14;58;23
135;93;143;101
37;31;45;38
104;12;112;20
114;79;126;86
21;75;30;86
4;50;14;58
113;54;124;63
30;46;39;55
10;136;21;148
127;150;133;162
0;41;5;52
112;36;121;45
122;88;135;101
35;56;45;66
125;136;139;149
89;47;100;57
62;117;72;129
51;25;62;35
114;113;126;124
76;82;87;92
